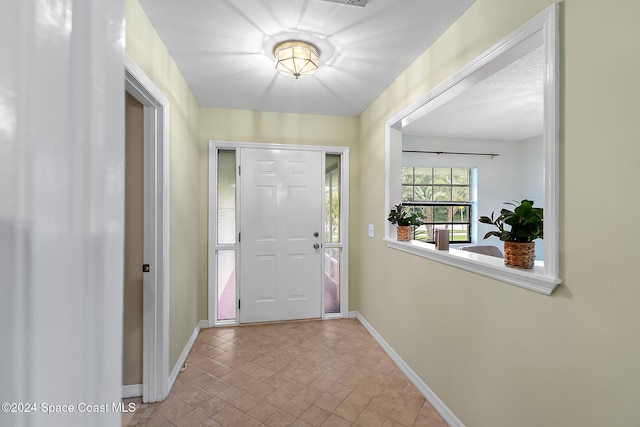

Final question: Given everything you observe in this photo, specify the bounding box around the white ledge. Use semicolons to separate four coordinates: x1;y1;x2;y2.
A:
384;239;561;295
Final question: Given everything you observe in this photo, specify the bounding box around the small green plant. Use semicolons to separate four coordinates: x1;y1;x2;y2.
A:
479;199;543;242
387;204;423;226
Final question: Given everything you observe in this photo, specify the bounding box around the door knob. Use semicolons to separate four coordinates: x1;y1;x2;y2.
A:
313;243;320;249
313;232;319;237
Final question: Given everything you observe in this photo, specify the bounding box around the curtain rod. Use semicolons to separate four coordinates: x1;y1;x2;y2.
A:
403;150;500;159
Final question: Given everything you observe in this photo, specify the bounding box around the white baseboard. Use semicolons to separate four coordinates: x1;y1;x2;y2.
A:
348;311;358;319
355;312;465;427
168;320;209;391
122;384;143;399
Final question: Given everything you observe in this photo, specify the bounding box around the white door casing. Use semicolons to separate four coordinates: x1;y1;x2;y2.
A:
125;55;170;403
239;148;323;323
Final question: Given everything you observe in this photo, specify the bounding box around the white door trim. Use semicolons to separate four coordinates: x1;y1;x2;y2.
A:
125;55;170;403
208;141;350;326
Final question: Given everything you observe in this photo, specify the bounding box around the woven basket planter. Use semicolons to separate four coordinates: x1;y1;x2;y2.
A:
397;225;411;241
503;241;535;269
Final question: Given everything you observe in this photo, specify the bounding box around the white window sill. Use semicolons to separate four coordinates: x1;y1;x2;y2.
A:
384;238;561;295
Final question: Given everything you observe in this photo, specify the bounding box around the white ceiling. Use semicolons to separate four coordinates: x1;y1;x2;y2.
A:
137;0;476;117
403;46;545;141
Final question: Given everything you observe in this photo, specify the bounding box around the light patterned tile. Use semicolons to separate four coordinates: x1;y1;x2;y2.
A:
365;396;395;418
332;400;363;423
144;413;176;427
174;409;209;427
247;400;279;422
413;414;448;427
229;413;263;427
299;405;331;426
377;385;402;404
189;372;219;389
155;401;194;424
313;375;337;392
320;414;352;427
395;394;425;414
353;409;386;427
282;397;312;418
294;369;320;385
387;406;418;427
211;405;243;426
265;408;298;427
319;367;343;383
279;379;306;396
314;392;342;413
326;381;355;400
217;384;245;403
251;366;277;382
202;378;231;396
209;364;235;379
200;419;224;427
343;387;374;408
275;365;305;380
250;382;278;400
403;382;423;397
382;417;407;427
230;392;261;412
330;359;354;372
297;385;324;404
419;402;446;423
170;381;201;401
194;396;228;418
264;388;294;408
179;366;208;382
130;320;450;427
181;388;214;408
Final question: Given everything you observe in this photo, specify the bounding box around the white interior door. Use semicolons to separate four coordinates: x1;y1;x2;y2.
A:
239;148;322;323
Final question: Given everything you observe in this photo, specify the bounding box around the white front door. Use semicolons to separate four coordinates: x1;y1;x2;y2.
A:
239;148;323;323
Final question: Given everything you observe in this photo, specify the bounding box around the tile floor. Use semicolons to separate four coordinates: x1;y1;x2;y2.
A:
123;319;448;427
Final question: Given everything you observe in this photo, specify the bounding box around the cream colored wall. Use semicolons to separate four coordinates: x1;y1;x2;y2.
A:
357;0;640;426
200;108;358;146
199;108;360;312
125;0;203;369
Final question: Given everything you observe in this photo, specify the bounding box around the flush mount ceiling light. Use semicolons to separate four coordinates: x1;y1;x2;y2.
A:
273;40;319;79
319;0;369;6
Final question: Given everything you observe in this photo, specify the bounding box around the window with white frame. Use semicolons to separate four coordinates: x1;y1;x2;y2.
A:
401;166;473;243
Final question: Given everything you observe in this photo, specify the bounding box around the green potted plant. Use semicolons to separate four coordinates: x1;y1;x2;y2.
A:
478;199;543;269
387;204;423;241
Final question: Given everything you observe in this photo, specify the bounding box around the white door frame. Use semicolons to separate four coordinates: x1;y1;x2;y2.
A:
124;55;170;403
208;141;350;326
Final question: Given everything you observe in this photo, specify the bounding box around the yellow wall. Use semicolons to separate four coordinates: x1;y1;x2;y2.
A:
125;0;203;370
357;0;640;426
199;108;360;311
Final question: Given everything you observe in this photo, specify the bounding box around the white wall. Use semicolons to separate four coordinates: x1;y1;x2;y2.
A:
520;135;544;259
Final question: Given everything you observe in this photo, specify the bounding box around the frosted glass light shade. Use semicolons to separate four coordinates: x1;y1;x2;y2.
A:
273;40;319;79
